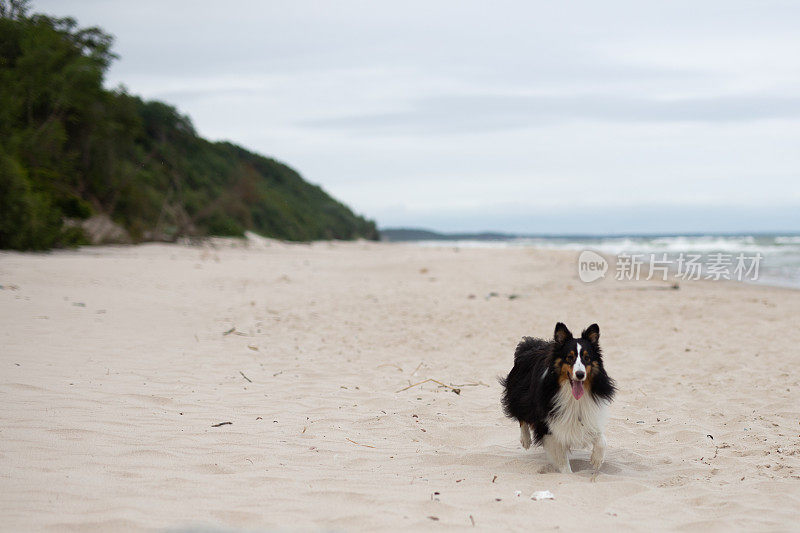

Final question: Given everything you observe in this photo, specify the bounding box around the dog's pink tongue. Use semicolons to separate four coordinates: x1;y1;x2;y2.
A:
571;380;584;400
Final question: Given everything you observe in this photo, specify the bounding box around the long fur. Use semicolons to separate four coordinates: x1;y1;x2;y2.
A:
500;323;616;471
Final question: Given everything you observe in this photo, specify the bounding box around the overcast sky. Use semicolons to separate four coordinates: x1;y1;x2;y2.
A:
36;1;800;233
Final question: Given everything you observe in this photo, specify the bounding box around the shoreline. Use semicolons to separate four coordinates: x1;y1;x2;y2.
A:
406;238;800;291
11;235;796;292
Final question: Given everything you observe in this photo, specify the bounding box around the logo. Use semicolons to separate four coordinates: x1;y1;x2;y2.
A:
578;250;608;283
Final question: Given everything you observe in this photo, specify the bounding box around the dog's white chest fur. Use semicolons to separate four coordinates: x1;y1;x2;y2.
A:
547;381;609;449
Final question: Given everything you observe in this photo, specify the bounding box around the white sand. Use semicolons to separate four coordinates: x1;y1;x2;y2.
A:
1;241;799;531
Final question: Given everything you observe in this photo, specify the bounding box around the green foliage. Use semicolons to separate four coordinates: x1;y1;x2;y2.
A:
0;5;378;250
0;148;86;249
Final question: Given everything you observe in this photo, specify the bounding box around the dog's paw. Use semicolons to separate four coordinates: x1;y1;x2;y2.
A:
590;435;606;471
590;448;604;470
520;432;532;449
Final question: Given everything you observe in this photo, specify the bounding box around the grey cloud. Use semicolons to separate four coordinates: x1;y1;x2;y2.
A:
303;93;800;134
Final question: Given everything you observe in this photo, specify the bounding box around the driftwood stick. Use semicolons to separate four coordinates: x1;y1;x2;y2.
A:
396;378;433;393
396;378;461;395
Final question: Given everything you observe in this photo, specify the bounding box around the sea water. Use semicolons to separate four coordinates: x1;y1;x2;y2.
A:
416;234;800;289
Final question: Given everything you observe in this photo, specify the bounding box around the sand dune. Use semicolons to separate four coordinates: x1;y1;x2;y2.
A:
1;240;799;531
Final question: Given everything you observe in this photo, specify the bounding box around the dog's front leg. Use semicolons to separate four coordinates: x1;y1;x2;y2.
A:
519;421;532;449
543;434;571;473
590;433;607;472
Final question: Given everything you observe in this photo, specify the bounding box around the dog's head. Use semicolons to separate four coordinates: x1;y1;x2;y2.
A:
552;322;601;400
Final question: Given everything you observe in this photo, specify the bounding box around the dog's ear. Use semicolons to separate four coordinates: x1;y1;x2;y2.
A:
581;323;600;345
554;322;573;344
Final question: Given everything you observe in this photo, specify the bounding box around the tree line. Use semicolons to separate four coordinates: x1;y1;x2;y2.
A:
0;0;378;249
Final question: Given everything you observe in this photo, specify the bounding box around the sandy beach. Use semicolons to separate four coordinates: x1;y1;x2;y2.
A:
1;239;799;532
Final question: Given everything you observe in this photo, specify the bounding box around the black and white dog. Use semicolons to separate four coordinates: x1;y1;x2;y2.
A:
501;323;615;473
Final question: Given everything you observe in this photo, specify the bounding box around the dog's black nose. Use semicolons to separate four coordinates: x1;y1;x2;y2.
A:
575;370;585;380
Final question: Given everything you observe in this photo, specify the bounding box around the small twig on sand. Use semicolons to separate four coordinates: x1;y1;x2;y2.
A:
346;437;376;448
223;327;235;336
411;361;424;376
396;378;461;395
377;363;403;371
452;381;490;388
239;371;252;383
397;379;429;393
211;421;232;427
428;379;461;394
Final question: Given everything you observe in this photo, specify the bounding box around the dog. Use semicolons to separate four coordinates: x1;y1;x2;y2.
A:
500;322;615;473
